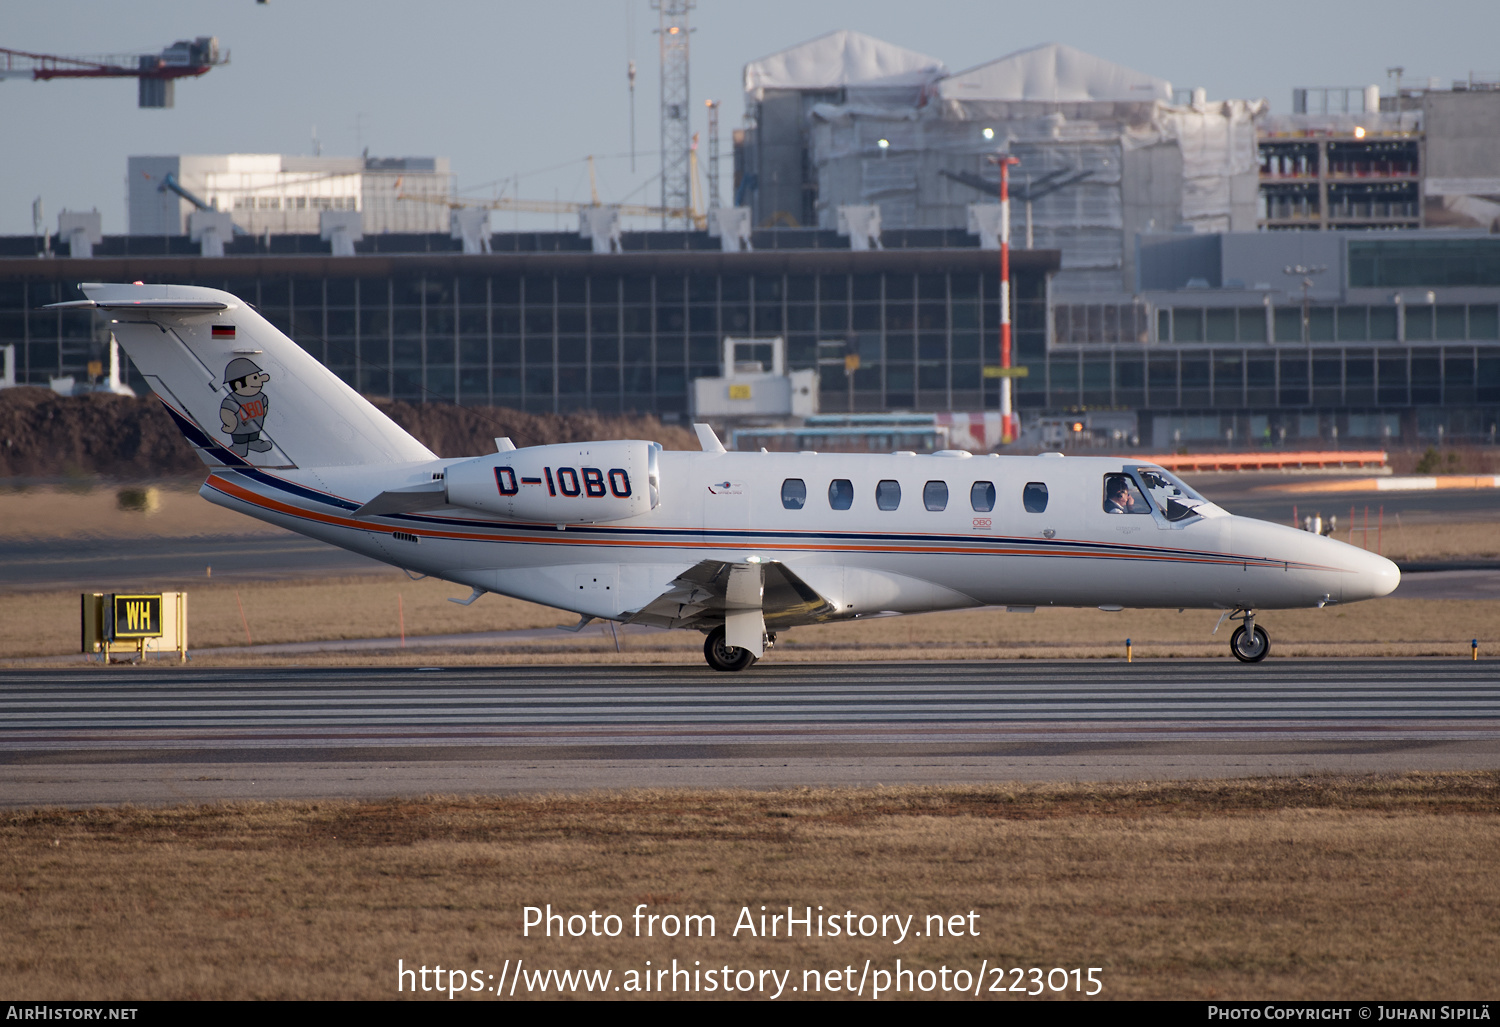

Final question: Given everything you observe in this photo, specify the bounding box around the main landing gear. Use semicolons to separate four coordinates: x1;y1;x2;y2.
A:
1228;609;1270;663
703;625;773;672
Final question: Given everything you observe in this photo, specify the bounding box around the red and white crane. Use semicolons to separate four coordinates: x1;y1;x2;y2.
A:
0;37;226;107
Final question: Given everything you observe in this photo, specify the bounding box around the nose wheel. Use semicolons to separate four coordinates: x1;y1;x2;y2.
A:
1230;623;1270;663
704;625;758;672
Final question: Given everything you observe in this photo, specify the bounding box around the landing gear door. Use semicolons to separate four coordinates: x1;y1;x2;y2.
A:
1125;465;1206;530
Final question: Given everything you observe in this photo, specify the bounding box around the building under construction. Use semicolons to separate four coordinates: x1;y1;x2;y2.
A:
736;33;1263;296
1258;81;1500;233
128;154;454;237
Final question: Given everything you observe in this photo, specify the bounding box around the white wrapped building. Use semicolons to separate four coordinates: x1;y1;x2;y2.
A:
740;38;1265;296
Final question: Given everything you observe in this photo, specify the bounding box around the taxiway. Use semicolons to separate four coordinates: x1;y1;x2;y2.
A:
2;660;1497;807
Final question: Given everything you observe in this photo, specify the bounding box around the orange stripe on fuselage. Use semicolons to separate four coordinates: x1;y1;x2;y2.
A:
204;473;1339;572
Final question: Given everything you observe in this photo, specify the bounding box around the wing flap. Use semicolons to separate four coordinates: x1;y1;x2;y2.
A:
625;559;835;631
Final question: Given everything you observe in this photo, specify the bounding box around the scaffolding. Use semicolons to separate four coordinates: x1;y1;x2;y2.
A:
653;0;695;229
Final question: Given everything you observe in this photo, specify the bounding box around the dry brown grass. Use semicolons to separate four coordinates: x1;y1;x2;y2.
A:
0;574;566;659
2;775;1498;1000
0;480;277;540
6;586;1500;665
1367;520;1500;562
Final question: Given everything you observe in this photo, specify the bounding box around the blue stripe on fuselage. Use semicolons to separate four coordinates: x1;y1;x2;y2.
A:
213;468;1294;569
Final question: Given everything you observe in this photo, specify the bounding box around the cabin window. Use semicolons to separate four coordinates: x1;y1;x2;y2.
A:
1102;473;1150;515
781;478;807;510
828;479;854;510
1022;482;1047;513
923;481;949;512
971;481;996;512
875;480;902;511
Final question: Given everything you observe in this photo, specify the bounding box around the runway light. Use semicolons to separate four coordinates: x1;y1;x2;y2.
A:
1072;422;1084;433
982;127;994;140
1354;126;1366;138
877;138;889;149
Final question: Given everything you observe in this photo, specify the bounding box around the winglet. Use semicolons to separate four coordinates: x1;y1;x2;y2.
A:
694;423;726;453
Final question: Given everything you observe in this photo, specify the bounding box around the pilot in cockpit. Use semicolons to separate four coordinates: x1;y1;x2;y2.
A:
1103;475;1147;514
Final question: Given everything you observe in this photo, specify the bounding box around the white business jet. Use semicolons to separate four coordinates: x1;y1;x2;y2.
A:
54;284;1399;670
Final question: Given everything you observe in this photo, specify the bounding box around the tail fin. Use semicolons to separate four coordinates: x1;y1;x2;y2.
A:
53;283;434;469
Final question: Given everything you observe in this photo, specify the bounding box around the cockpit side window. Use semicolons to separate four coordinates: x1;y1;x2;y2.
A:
1102;473;1150;515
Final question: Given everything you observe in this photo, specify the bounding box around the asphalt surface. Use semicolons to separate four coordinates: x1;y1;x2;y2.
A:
0;533;384;589
2;661;1497;807
1187;472;1500;525
1394;569;1500;599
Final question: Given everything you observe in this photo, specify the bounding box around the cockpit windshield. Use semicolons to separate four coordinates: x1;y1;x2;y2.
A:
1134;467;1207;522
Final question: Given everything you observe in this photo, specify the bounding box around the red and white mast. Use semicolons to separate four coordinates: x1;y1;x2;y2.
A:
997;155;1019;444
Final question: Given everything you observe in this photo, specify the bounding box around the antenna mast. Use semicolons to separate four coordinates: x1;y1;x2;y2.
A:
652;0;695;229
705;98;721;211
626;2;637;173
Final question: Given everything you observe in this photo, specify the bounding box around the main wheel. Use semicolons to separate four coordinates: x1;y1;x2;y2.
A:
704;625;758;672
1230;624;1270;663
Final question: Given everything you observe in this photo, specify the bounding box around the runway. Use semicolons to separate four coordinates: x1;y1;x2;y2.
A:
3;660;1498;807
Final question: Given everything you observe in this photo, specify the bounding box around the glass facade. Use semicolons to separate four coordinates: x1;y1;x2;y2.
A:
0;251;1048;418
1348;238;1500;289
1032;344;1500;411
3;237;1500;442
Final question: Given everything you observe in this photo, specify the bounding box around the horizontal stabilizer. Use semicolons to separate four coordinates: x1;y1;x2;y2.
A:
47;298;229;312
353;481;449;518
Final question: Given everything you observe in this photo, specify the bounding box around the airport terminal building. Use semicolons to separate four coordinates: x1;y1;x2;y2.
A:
3;228;1500;447
0;229;1053;420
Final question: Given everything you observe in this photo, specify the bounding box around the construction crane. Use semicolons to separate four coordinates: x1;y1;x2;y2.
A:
400;155;708;229
0;37;226;108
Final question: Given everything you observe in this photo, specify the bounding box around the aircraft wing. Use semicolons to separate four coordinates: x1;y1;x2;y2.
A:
625;559;836;638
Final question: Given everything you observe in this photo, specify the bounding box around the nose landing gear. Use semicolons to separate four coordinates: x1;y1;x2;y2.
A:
1228;610;1270;663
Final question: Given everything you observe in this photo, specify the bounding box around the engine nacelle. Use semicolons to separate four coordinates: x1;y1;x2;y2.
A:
444;440;660;523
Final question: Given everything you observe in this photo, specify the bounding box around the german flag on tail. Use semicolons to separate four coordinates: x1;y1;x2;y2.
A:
212;325;235;339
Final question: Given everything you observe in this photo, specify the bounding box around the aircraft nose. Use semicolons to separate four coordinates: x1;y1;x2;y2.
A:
1343;546;1400;602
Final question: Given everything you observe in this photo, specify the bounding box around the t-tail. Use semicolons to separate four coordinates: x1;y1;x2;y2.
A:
49;283;434;470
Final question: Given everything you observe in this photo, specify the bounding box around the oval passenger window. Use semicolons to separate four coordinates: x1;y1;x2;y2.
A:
828;479;854;510
970;481;996;513
781;478;806;510
1023;482;1048;513
923;481;948;512
876;480;901;511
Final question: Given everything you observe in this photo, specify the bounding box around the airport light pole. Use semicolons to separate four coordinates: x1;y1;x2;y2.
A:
993;154;1020;443
1284;264;1327;347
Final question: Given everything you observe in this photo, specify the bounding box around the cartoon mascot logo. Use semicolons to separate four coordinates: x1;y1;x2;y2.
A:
219;357;272;457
